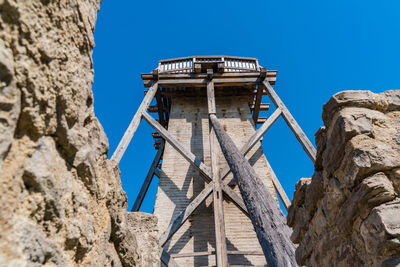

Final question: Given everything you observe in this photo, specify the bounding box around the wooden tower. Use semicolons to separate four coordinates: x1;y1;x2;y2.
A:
111;56;316;266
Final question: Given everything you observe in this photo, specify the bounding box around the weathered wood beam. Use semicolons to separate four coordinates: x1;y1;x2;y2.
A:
219;108;290;210
142;111;213;180
131;141;165;212
220;108;282;181
147;105;158;113
252;85;263;123
220;183;249;216
209;114;297;267
262;80;316;163
250;103;270;111
142;111;247;216
159;183;214;247
207;77;229;267
141;70;278;80
265;157;291;210
111;82;158;163
155;90;165;126
143;77;276;88
256;117;268;124
171;250;264;258
161;249;180;267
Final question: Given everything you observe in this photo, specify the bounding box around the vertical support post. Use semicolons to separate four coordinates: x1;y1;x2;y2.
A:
207;71;229;267
111;82;159;163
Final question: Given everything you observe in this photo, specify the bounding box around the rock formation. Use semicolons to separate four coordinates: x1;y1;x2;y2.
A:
0;1;159;266
288;90;400;266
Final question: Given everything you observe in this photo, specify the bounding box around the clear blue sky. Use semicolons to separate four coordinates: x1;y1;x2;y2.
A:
92;1;400;214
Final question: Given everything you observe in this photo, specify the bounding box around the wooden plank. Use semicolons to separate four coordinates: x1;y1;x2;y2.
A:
111;82;158;163
148;105;158;113
207;80;216;114
252;85;263;123
262;80;317;163
209;114;297;267
142;70;277;80
161;249;180;267
265;157;291;210
154;168;161;178
171;250;264;258
159;183;214;247
207;77;229;267
143;77;276;88
250;103;270;110
131;141;165;211
256;117;268;124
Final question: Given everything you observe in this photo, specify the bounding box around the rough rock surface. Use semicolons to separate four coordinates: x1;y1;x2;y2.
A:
288;90;400;266
0;1;159;266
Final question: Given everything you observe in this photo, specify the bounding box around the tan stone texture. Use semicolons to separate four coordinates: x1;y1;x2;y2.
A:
288;90;400;267
154;95;277;266
0;1;159;266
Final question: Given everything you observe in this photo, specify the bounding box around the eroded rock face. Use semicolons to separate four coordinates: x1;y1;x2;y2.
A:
288;90;400;266
0;1;159;266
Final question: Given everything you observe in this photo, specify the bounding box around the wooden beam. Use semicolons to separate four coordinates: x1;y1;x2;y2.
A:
142;70;278;80
111;82;158;163
159;183;214;247
148;105;158;113
252;84;263;123
171;250;264;258
219;108;291;211
256;117;268;124
220;183;249;216
250;103;270;111
143;77;276;88
131;141;165;212
265;157;291;210
161;249;180;267
207;77;229;267
243;108;282;156
142;111;213;181
220;108;282;181
262;80;317;163
142;111;249;217
209;114;297;267
155;90;165;126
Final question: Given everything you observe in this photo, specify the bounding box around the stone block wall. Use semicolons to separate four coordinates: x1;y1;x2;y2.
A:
288;90;400;266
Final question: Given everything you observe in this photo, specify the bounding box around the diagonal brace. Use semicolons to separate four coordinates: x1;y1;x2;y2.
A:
262;80;316;162
142;111;248;214
111;82;159;163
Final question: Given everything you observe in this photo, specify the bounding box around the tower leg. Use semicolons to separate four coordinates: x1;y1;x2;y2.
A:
111;82;159;163
207;77;229;267
131;141;165;212
262;80;317;162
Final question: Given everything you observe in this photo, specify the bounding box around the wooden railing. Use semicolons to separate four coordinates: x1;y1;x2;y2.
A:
158;56;260;73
